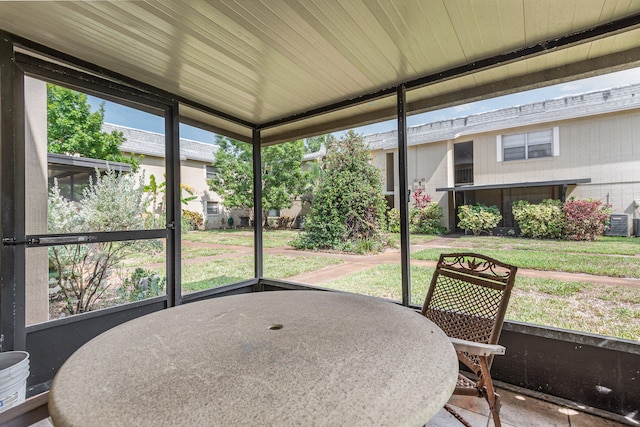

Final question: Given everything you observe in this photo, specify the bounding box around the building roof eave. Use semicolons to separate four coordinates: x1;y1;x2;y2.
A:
436;178;591;192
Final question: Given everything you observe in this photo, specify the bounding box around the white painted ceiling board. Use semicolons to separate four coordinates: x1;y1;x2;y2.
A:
0;0;639;143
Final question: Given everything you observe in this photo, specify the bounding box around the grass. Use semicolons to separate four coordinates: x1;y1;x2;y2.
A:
182;229;299;248
321;264;432;301
182;246;234;259
120;230;640;340
448;235;640;256
183;229;440;249
322;263;640;341
411;247;640;278
263;254;343;279
122;243;233;266
178;254;342;293
508;276;640;341
404;234;441;245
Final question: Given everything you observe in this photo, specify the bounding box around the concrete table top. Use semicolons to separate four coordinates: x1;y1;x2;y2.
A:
49;290;458;426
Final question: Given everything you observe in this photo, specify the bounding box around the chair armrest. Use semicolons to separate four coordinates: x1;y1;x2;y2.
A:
449;337;506;356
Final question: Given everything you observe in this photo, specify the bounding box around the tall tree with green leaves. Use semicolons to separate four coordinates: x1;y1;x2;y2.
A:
293;130;387;252
207;135;307;226
47;84;138;169
304;134;335;154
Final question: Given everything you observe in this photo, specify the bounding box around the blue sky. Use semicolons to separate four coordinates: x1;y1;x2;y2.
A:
89;67;640;144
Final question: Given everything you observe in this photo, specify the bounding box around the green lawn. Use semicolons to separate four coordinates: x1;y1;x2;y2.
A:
321;263;640;341
123;244;233;266
443;235;640;256
182;229;300;248
121;230;640;341
411;245;640;277
178;254;342;293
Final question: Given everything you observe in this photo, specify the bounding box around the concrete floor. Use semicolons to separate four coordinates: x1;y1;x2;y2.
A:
428;387;630;427
32;387;629;427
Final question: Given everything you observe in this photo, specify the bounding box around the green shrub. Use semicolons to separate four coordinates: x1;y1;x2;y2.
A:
457;203;501;236
48;169;155;314
512;199;565;239
277;215;294;229
387;208;400;233
340;237;384;254
118;268;166;302
410;203;446;234
182;209;203;231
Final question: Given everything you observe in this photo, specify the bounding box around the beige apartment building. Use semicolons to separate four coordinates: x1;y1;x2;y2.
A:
366;84;640;235
102;123;243;230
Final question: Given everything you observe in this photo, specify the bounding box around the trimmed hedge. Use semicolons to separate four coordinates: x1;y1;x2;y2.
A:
457;203;502;236
512;199;565;239
512;198;611;241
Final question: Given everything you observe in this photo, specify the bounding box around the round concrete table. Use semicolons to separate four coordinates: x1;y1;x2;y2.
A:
49;290;457;426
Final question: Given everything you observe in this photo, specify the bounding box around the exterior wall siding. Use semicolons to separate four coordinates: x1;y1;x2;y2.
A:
370;141;456;230
408;141;450;226
367;109;640;232
122;152;233;230
438;110;640;232
179;160;225;229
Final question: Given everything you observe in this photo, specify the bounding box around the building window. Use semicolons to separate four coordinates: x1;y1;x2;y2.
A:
454;141;473;185
207;201;220;215
385;152;394;192
500;128;558;161
205;165;217;179
267;209;281;217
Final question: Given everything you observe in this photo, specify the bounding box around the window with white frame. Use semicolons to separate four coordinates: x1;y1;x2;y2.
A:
205;165;217;179
206;201;220;215
498;128;558;161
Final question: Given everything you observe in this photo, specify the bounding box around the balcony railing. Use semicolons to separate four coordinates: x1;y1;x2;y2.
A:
455;165;473;185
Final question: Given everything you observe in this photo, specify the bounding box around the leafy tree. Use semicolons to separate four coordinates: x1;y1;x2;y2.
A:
207;135;307;226
304;134;335;153
293;130;387;251
207;136;253;211
47;84;139;169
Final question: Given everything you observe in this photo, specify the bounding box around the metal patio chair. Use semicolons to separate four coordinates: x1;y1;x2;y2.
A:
421;253;517;427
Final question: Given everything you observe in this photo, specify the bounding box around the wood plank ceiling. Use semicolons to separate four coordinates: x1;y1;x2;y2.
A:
1;1;640;144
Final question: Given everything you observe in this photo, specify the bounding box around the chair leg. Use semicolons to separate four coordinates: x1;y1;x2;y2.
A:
487;392;502;427
444;404;473;427
479;356;501;427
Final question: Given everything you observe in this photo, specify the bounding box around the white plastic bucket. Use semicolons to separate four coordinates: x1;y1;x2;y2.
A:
0;351;29;413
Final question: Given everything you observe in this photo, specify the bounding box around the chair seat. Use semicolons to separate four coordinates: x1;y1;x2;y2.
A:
456;373;477;389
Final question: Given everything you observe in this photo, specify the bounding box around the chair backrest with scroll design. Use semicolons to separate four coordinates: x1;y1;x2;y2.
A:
421;253;517;364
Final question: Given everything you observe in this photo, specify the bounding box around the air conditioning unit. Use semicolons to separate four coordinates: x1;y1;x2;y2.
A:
634;219;640;237
604;214;629;237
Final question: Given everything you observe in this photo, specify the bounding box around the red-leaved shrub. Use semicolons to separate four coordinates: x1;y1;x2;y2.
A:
562;199;611;241
412;189;432;208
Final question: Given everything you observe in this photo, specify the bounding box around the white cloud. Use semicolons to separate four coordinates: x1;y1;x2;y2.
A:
557;82;582;92
453;103;476;113
575;68;640;92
